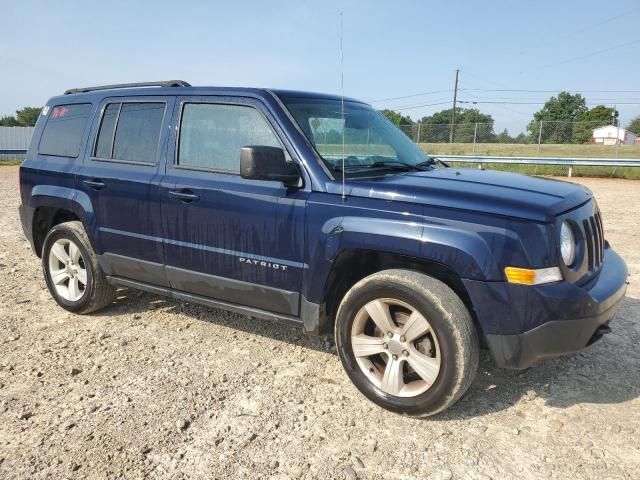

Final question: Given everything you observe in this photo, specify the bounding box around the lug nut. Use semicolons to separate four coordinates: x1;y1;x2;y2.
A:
400;336;406;342
392;354;398;361
403;350;409;356
387;332;393;338
383;343;388;349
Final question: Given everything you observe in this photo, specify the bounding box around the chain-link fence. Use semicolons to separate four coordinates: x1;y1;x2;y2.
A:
397;120;639;159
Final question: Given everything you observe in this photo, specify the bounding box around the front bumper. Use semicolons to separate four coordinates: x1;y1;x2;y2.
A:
464;247;628;369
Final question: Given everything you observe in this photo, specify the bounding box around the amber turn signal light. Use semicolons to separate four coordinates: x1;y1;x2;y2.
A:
504;266;562;285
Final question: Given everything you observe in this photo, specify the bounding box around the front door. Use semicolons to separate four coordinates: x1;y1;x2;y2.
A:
159;96;308;316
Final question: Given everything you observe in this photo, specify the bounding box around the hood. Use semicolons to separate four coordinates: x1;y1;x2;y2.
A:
329;168;592;222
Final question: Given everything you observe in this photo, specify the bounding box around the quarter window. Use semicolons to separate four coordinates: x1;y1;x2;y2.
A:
39;103;92;157
94;102;165;164
94;103;119;159
178;103;281;172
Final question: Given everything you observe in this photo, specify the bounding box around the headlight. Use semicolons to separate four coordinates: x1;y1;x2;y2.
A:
560;221;576;266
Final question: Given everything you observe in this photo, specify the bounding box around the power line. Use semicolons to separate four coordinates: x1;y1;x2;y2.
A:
504;5;640;56
384;96;453;110
538;38;640;69
392;100;454;111
484;103;533;117
554;5;640;39
371;86;640;108
367;89;452;103
459;100;640;106
462;88;640;94
460;95;640;102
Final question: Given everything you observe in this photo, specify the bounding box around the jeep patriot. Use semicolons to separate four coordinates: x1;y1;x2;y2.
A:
18;81;628;416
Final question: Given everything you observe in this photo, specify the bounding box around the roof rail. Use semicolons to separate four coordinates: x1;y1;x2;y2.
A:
63;80;191;95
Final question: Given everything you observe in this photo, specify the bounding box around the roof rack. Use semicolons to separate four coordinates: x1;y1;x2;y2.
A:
63;80;191;95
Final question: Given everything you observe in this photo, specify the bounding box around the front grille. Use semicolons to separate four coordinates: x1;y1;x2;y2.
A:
583;211;605;271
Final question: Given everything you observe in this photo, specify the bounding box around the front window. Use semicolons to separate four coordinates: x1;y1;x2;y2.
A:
178;103;281;172
281;96;432;177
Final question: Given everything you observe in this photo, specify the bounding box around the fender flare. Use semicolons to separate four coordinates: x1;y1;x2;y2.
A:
30;185;99;249
304;215;502;302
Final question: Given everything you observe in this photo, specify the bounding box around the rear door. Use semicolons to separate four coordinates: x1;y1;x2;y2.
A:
159;96;309;316
78;96;174;286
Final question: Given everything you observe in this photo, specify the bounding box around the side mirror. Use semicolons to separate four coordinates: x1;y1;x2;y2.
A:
240;146;301;187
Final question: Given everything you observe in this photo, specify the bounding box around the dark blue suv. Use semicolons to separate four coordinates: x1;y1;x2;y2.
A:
18;81;628;416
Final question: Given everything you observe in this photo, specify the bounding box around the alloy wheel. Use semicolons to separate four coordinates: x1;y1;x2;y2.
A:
350;298;441;397
47;238;87;302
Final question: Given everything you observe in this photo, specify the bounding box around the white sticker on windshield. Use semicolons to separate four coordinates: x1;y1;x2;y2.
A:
42;106;50;116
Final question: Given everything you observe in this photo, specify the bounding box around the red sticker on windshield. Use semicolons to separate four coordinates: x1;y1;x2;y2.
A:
52;106;69;118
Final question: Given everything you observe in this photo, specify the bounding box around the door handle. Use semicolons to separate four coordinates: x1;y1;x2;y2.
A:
83;179;106;190
168;190;200;203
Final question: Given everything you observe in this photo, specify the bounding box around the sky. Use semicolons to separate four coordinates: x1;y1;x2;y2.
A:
2;0;640;135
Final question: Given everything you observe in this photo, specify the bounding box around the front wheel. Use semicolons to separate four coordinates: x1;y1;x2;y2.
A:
334;269;479;417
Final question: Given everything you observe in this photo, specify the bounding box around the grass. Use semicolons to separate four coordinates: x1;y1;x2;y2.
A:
0;159;24;166
420;142;640;159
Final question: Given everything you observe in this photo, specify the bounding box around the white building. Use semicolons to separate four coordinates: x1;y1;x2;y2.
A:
592;125;637;145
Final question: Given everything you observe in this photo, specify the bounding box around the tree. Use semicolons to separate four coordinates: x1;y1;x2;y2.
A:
572;105;615;143
16;107;41;126
417;108;495;143
0;107;42;127
496;128;514;144
379;109;413;126
627;116;640;136
0;115;20;126
527;92;587;144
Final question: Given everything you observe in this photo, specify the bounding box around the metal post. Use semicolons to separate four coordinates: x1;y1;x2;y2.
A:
615;116;621;158
416;121;421;144
568;166;573;178
536;120;543;158
472;122;478;154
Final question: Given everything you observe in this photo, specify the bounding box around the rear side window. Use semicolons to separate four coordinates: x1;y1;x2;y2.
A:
94;102;165;164
39;104;92;157
178;103;280;172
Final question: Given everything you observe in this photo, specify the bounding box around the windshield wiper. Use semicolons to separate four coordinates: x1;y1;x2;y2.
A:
367;160;426;171
417;157;450;168
333;160;425;173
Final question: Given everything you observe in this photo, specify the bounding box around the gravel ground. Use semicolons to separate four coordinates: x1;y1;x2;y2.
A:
0;165;638;479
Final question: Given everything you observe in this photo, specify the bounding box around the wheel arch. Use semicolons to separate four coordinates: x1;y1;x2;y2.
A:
30;186;96;257
321;249;483;339
32;207;81;257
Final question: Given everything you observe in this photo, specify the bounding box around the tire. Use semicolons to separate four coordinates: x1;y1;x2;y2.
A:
334;269;479;417
42;221;115;314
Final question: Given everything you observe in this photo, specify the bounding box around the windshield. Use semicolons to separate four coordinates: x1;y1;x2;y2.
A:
280;97;432;177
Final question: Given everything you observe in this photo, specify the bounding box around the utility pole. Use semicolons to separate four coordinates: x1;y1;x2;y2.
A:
449;69;459;143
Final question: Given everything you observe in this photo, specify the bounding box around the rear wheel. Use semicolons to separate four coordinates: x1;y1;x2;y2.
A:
335;269;479;416
42;221;115;314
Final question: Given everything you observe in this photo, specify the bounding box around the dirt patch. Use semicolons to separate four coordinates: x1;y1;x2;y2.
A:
1;165;638;479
